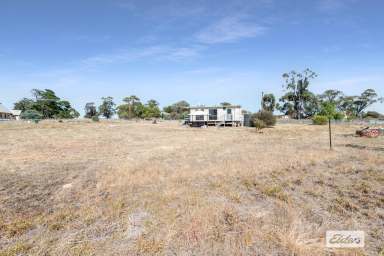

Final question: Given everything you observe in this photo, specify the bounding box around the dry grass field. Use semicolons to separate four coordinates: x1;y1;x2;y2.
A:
0;120;383;256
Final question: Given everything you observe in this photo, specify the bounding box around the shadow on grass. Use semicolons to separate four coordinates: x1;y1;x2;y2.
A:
345;143;384;152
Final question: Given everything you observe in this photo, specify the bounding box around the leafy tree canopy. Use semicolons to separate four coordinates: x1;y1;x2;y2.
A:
220;102;232;106
98;97;116;119
14;89;79;119
262;93;276;112
84;102;98;118
163;100;190;120
338;89;383;117
144;99;161;118
319;89;344;104
278;69;317;119
117;97;161;119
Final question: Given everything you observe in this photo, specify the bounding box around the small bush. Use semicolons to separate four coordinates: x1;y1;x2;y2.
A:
253;119;267;131
262;185;289;202
312;115;328;125
20;110;42;121
91;116;99;122
334;112;345;120
251;111;276;127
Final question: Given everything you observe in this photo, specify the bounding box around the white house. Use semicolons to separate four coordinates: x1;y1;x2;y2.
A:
11;110;22;120
0;103;13;120
187;105;243;127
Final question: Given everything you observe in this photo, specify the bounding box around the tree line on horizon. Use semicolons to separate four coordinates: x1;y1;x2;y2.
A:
84;96;163;120
259;69;383;121
13;90;190;121
13;69;383;121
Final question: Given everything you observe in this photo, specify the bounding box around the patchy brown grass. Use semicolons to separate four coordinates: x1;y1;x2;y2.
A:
0;120;383;255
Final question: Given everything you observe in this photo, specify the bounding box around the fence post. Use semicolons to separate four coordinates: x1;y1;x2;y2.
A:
329;118;332;150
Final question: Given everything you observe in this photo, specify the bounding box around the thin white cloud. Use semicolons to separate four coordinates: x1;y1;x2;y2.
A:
166;47;201;61
322;45;342;53
318;0;358;12
196;16;267;44
81;45;202;67
115;0;205;18
315;75;384;96
183;67;224;75
115;1;136;10
64;34;111;43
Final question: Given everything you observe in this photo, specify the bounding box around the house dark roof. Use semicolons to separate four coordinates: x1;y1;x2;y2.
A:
0;103;11;114
189;105;241;109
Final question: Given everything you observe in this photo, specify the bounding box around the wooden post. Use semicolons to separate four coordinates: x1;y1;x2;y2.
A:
328;118;332;150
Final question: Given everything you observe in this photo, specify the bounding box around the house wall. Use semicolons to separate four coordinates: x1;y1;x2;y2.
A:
214;107;243;122
0;112;12;120
189;107;243;123
190;108;209;121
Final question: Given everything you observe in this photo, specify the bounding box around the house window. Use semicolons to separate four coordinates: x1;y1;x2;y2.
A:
227;109;232;114
195;115;204;121
209;109;217;120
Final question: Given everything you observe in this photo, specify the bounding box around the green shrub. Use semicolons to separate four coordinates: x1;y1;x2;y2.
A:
91;116;99;122
312;115;328;125
334;112;345;120
253;119;267;131
251;110;276;127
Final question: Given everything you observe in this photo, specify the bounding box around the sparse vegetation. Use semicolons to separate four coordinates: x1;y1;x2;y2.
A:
312;115;328;125
0;242;31;256
0;121;383;255
253;119;267;131
251;110;276;130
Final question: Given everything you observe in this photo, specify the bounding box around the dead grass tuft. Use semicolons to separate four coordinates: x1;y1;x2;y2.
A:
261;185;290;202
0;242;31;256
1;219;33;238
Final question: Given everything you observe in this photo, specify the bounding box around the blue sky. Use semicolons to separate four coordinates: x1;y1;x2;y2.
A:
1;0;384;114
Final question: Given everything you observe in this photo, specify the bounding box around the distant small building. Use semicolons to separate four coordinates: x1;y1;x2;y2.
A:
11;110;22;120
0;103;13;120
187;105;243;127
276;115;290;119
